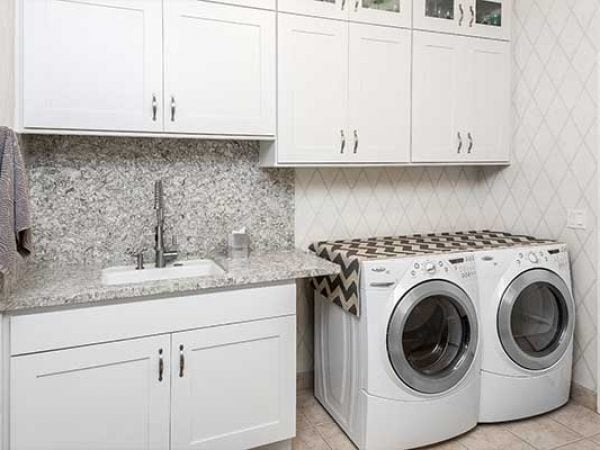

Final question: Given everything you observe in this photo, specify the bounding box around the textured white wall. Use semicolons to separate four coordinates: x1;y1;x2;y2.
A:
0;0;15;127
294;1;600;395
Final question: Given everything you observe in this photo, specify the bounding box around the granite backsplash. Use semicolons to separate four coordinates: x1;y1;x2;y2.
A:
22;135;294;266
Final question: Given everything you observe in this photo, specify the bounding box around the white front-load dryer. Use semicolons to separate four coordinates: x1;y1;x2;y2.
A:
314;253;481;449
475;244;575;422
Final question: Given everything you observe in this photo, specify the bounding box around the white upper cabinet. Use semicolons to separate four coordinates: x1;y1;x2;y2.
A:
277;14;349;164
464;38;510;162
170;317;295;450
21;0;163;132
163;1;275;136
348;24;411;163
412;31;464;163
412;31;509;164
11;335;171;450
413;0;510;40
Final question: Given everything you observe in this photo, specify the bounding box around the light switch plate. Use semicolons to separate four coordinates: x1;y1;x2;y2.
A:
567;209;587;230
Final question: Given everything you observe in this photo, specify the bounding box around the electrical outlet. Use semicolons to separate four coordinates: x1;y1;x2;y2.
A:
567;209;586;230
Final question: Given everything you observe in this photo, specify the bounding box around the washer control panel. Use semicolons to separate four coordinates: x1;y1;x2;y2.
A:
409;254;476;279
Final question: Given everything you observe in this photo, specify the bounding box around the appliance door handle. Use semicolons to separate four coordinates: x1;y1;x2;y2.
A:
370;281;395;288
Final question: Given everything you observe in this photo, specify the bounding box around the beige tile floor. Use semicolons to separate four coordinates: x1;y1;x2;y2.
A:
293;390;600;450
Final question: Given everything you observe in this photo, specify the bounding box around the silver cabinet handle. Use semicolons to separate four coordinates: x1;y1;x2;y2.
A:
152;94;158;122
340;130;346;154
469;5;475;27
457;132;463;153
458;3;464;26
354;0;359;11
341;0;346;10
170;96;176;122
179;344;185;377
353;130;359;153
158;348;164;382
467;132;473;153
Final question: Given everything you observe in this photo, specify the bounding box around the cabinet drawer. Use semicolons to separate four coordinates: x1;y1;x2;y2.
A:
10;283;296;355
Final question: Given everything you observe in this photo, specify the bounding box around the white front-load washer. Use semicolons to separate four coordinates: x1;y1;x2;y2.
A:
314;252;481;449
475;244;575;422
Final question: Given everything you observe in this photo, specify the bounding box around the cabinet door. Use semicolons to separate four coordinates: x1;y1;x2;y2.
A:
22;0;163;132
350;0;411;28
348;24;411;163
464;38;510;162
278;0;349;20
412;31;466;163
11;335;171;450
413;0;465;34
277;14;349;164
469;0;511;40
171;317;295;450
164;1;275;136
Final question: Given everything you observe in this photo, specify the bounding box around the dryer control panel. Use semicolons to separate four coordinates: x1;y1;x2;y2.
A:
516;246;569;270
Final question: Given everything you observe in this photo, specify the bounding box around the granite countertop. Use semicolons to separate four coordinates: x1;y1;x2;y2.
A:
1;250;340;312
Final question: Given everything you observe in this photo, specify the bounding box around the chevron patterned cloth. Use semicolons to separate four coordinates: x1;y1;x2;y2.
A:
310;230;556;316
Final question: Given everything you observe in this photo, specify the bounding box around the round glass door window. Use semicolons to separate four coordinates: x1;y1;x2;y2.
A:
387;280;478;394
498;269;574;370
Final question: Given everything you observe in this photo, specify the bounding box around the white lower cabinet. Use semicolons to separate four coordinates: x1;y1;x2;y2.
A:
171;318;295;450
8;285;296;450
11;335;172;450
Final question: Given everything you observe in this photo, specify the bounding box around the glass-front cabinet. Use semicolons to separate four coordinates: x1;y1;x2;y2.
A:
414;0;510;40
351;0;411;28
278;0;411;27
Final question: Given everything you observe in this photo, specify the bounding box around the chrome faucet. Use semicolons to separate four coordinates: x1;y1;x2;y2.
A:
154;179;178;268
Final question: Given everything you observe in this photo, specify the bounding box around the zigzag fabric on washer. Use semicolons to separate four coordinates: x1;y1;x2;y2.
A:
310;230;556;316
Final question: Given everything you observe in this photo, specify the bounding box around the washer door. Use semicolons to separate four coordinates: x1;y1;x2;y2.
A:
387;280;478;395
498;269;574;371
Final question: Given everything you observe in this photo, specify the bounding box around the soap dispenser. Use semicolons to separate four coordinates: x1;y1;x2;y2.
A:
228;227;249;259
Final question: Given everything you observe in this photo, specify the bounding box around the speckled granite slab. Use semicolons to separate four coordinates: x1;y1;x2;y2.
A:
0;250;340;312
22;135;294;266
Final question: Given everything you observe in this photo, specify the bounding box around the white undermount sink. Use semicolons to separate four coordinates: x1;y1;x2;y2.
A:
102;259;225;286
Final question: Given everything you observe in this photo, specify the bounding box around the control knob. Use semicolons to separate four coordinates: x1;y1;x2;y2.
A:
528;252;539;263
424;262;437;274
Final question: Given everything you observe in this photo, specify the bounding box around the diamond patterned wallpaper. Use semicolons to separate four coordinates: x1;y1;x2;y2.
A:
482;0;599;391
294;0;600;394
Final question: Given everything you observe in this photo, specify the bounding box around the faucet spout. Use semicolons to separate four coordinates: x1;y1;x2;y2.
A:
153;179;178;268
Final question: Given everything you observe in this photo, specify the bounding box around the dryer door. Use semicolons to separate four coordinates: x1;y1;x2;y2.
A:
387;280;478;395
498;268;574;371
